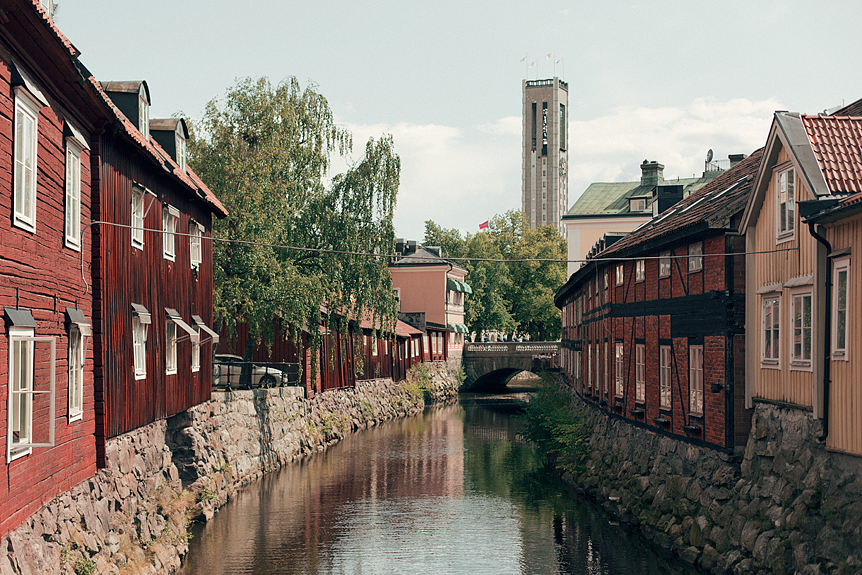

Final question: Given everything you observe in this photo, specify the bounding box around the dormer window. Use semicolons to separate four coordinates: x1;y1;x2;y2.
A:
629;198;647;212
139;92;149;138
175;130;186;171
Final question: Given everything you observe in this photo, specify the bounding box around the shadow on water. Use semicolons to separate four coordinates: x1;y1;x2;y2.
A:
179;396;701;575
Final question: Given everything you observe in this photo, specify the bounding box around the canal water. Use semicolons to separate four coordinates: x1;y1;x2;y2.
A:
178;396;699;575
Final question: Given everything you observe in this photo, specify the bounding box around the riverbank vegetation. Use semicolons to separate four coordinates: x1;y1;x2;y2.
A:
520;376;587;473
424;211;565;341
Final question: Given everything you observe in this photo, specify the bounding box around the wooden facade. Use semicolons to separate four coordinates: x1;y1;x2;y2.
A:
556;152;761;451
0;0;111;538
742;112;862;456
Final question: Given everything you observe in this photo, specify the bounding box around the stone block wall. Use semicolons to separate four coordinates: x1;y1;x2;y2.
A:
560;391;862;574
1;365;461;575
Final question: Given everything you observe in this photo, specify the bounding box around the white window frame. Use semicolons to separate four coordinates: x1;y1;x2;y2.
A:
7;329;56;461
761;295;780;366
790;288;813;369
616;264;624;286
689;345;703;416
689;242;703;272
373;336;379;357
586;345;592;389
832;257;850;360
614;342;624;397
189;220;203;269
132;308;149;380
660;345;672;410
165;319;177;375
636;259;646;282
139;91;149;138
175;129;186;171
603;341;608;394
635;344;645;403
776;167;796;240
68;326;85;421
191;326;201;373
659;251;671;278
131;187;145;249
163;205;179;261
64;142;83;250
13;91;40;233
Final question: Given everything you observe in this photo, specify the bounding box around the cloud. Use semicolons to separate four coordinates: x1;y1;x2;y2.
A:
333;96;783;241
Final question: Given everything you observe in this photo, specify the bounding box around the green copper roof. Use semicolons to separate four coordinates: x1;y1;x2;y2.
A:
564;175;716;218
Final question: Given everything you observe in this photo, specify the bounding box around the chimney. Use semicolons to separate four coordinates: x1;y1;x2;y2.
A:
652;184;684;217
728;154;747;168
406;240;417;255
641;160;665;187
395;238;405;255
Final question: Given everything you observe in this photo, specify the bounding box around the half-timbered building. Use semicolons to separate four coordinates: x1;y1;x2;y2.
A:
556;150;762;451
741;111;862;457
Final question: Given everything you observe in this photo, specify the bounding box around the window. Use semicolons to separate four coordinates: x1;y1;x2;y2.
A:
660;345;671;409
575;350;581;380
131;187;145;249
689;346;703;416
630;198;646;212
791;292;812;366
689;242;703;271
659;252;671;278
635;344;645;403
9;326;34;459
191;325;201;373
616;264;624;286
132;304;150;380
777;168;795;237
65;143;82;249
163;205;178;261
604;270;609;289
832;257;850;359
189;221;203;269
68;327;84;420
13;92;39;232
139;91;149;138
762;296;780;363
614;343;624;396
176;130;186;171
373;336;379;357
165;319;177;375
636;259;645;282
603;341;608;394
587;345;592;389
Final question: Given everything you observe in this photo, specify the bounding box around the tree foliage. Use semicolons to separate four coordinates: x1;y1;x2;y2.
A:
189;77;399;359
424;209;565;341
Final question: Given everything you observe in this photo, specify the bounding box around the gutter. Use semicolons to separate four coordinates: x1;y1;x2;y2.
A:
806;221;831;442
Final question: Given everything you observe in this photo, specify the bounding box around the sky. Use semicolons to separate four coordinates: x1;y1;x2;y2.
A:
56;1;862;241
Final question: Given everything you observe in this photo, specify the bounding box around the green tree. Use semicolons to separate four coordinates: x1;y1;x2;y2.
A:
189;77;399;374
507;225;566;341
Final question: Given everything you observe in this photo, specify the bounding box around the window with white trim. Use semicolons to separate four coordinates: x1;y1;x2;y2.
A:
689;345;703;416
176;129;186;172
587;345;592;389
603;270;608;289
9;326;35;459
791;290;812;366
139;91;149;138
660;345;671;409
68;327;84;420
614;342;624;396
373;336;379;357
191;326;201;373
603;341;608;394
636;259;646;282
13;92;39;232
163;205;178;261
776;168;795;238
65;143;82;249
689;242;703;272
132;305;150;380
832;257;850;359
189;221;202;269
131;187;145;249
165;319;177;375
762;296;780;364
659;251;671;278
635;344;645;403
616;264;624;286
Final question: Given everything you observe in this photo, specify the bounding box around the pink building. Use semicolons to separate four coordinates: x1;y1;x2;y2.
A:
389;240;471;361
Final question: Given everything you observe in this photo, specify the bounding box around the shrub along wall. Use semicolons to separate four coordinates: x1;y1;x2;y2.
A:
0;363;461;575
559;389;862;575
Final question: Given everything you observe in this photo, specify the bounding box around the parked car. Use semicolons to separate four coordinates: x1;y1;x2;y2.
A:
212;354;299;388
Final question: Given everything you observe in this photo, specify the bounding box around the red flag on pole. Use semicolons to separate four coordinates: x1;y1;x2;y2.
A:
479;220;489;230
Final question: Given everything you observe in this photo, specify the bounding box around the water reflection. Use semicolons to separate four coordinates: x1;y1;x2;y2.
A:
179;399;697;575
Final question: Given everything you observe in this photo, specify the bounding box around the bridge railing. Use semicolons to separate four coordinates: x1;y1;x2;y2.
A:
463;342;560;354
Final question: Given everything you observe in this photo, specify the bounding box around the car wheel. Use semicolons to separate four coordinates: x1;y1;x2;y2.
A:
259;373;277;388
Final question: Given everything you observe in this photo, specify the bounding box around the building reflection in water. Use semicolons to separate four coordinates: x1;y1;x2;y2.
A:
180;401;698;575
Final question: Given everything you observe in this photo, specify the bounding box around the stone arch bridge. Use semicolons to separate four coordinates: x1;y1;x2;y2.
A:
461;341;560;392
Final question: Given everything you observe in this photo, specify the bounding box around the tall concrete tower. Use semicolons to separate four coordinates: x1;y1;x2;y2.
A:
522;77;568;236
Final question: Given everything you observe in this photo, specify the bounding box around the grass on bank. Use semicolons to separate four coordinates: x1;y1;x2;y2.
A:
520;375;588;474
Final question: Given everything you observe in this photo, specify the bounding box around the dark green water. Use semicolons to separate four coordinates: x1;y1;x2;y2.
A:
178;397;699;575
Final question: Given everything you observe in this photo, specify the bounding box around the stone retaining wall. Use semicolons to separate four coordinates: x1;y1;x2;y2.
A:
559;389;862;575
1;364;461;575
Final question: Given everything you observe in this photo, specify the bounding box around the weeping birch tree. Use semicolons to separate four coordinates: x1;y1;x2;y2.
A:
189;77;400;368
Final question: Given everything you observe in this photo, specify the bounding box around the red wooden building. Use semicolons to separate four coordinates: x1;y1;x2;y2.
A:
88;80;227;465
555;150;762;452
0;0;111;538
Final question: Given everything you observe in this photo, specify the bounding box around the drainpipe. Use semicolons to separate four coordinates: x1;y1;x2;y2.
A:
807;221;831;442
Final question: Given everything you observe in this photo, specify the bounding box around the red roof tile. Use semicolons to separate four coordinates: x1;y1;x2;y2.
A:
801;115;862;195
